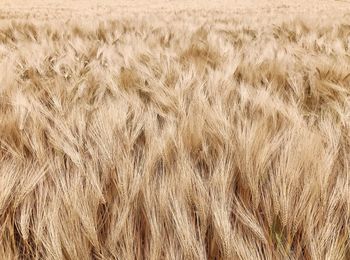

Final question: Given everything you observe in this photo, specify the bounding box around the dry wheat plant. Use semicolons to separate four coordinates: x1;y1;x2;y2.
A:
1;0;350;259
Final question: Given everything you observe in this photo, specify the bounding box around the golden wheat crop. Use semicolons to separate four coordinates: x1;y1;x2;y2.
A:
1;1;350;259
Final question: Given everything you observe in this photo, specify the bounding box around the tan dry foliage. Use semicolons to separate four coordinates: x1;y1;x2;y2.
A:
1;1;350;259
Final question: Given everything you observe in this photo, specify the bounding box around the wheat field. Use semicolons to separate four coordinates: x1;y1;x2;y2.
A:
1;0;350;259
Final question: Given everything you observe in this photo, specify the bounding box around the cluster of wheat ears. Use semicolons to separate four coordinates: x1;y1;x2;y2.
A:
1;1;350;259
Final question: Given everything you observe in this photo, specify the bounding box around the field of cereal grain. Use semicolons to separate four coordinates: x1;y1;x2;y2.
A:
1;1;350;259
